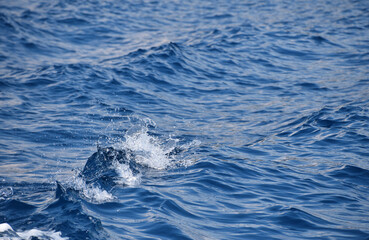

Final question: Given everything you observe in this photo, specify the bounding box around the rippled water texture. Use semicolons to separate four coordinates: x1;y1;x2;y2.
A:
1;0;369;239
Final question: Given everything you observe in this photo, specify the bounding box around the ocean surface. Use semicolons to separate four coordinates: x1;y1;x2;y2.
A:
1;0;369;239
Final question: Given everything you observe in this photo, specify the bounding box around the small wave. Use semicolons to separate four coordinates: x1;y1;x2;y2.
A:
0;223;68;240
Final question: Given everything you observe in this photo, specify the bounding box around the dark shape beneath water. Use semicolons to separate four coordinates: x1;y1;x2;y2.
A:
80;147;140;189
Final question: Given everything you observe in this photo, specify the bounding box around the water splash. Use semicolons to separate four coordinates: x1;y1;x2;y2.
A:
113;160;141;186
71;175;115;203
115;128;173;170
61;117;200;203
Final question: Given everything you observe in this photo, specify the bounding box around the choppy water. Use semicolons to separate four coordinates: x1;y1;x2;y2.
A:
1;0;369;239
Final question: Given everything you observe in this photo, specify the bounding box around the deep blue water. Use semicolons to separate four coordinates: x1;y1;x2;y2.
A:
1;0;369;239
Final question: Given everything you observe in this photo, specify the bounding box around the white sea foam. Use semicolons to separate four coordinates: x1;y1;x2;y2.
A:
113;160;141;186
0;223;68;240
109;127;171;187
18;229;68;240
71;175;114;203
0;223;13;232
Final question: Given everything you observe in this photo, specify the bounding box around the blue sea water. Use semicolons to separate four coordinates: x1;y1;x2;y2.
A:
1;0;369;239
